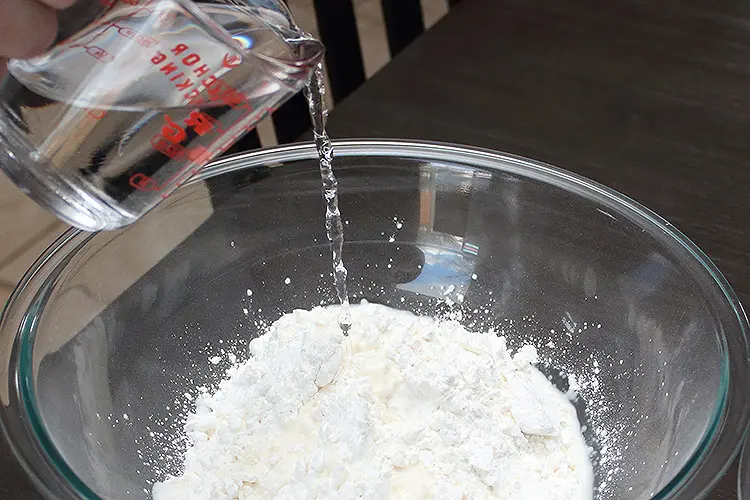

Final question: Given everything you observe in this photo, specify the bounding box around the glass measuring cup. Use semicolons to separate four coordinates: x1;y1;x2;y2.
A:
0;0;324;231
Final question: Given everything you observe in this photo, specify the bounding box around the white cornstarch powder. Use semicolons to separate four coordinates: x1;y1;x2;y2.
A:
153;302;592;499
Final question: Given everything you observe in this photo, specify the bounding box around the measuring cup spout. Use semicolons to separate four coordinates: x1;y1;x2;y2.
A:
227;1;325;90
252;33;325;91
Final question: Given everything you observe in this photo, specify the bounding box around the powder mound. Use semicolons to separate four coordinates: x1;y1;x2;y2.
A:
153;302;592;500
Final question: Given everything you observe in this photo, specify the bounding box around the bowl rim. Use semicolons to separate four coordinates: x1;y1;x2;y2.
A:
2;138;748;500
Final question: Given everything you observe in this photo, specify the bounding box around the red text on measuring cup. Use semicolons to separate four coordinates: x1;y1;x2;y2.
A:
85;46;114;62
86;109;107;120
132;41;262;195
100;0;142;6
150;45;253;109
115;26;157;48
129;173;160;191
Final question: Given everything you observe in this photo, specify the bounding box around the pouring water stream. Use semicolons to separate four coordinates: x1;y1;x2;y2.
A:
304;64;351;334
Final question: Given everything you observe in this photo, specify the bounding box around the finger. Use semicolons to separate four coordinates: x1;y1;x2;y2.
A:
0;0;58;59
38;0;77;9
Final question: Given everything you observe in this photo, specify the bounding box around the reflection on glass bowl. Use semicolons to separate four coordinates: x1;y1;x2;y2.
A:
0;140;748;500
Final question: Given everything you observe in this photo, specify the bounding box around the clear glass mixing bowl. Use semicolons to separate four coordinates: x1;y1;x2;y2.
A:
740;438;750;499
1;140;748;500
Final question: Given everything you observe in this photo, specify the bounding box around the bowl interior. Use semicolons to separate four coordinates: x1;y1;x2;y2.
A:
7;142;748;499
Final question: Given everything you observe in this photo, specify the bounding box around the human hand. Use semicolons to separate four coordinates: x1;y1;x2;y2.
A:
0;0;76;77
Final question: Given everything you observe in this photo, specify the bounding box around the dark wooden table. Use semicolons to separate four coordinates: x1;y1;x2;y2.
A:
2;0;749;498
320;1;749;498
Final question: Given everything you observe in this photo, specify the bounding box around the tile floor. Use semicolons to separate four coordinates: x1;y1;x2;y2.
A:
0;0;450;307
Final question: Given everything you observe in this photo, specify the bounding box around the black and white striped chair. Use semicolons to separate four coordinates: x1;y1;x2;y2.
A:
222;0;464;156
